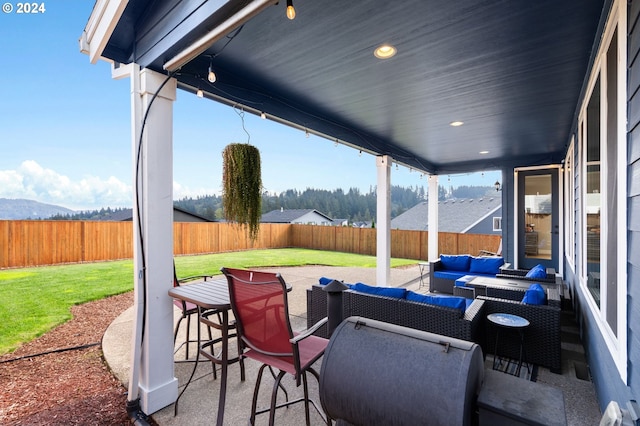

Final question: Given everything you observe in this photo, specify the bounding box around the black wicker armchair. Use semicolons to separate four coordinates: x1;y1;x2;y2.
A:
478;286;562;373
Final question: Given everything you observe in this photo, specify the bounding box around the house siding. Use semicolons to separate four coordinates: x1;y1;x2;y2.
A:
561;0;640;411
466;216;500;235
627;0;640;408
292;211;332;225
576;0;640;409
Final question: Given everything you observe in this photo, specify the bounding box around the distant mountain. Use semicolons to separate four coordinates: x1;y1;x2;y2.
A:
0;198;76;220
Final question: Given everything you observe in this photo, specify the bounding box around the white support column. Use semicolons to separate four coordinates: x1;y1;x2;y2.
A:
130;67;178;414
376;155;392;286
428;175;439;261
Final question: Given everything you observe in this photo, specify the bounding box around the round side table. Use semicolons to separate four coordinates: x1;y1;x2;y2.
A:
487;313;530;377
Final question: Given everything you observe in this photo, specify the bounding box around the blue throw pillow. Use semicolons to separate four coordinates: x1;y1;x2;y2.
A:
522;283;546;305
352;283;407;299
525;264;547;279
440;254;471;271
469;256;505;274
406;291;466;314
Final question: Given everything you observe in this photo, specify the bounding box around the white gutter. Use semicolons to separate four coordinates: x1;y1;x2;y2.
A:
79;0;129;64
163;0;277;72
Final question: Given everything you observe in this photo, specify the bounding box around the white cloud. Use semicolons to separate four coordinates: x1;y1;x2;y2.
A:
0;160;132;210
0;160;221;211
173;181;218;200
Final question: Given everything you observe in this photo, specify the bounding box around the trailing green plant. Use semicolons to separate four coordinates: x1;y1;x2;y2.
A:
222;143;262;240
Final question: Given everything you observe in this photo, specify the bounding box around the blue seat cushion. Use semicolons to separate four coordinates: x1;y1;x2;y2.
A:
351;283;407;299
434;270;470;282
525;264;547;279
439;254;472;271
522;283;546;305
469;256;504;275
406;291;467;314
455;275;476;287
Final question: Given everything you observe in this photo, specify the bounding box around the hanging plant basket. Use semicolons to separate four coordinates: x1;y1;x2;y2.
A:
222;143;262;240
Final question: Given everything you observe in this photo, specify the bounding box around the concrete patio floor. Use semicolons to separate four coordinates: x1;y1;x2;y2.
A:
102;265;602;425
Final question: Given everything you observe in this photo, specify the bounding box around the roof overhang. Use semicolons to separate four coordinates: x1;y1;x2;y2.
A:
82;0;610;175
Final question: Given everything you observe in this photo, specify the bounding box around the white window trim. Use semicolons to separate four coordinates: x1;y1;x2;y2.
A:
564;138;575;271
492;217;502;232
576;0;627;383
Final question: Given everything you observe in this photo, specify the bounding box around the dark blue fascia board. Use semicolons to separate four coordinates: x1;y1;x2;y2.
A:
104;0;248;69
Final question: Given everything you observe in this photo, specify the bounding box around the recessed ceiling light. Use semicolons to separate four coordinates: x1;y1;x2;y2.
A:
479;150;489;155
374;44;397;59
450;121;464;127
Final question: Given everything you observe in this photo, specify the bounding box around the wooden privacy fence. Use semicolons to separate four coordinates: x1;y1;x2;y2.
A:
0;220;501;269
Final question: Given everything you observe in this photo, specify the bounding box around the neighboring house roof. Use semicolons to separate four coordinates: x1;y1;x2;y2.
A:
352;221;373;228
391;197;502;233
260;208;333;224
100;209;134;221
101;206;213;222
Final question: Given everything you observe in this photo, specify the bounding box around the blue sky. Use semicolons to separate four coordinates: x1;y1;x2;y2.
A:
0;2;500;211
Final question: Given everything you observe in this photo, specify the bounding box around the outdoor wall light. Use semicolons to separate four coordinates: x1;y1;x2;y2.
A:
196;88;204;98
494;181;502;191
286;0;296;20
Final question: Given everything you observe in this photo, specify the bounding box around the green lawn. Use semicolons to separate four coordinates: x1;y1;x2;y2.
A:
0;248;417;355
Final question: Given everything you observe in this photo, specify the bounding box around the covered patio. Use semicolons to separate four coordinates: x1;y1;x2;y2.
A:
81;0;640;423
102;265;602;425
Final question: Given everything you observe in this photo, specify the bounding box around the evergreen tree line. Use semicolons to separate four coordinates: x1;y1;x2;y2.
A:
49;206;132;221
174;186;426;222
50;185;494;222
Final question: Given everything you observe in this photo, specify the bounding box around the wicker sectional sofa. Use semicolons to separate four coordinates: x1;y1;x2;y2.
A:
306;284;485;343
430;254;510;294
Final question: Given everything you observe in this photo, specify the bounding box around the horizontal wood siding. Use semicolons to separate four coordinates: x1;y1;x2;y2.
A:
0;220;501;268
583;1;640;409
628;0;640;406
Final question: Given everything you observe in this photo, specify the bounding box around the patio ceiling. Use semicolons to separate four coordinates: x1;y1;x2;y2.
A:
99;0;606;174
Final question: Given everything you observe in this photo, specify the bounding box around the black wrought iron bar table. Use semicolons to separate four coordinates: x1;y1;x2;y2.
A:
168;279;245;426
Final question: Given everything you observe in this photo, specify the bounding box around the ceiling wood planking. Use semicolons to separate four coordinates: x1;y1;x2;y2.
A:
98;0;607;174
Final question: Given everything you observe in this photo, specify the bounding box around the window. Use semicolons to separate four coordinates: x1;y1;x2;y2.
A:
584;76;601;306
564;139;575;268
492;217;502;232
576;0;627;380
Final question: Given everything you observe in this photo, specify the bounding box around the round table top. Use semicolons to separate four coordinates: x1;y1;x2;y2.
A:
487;313;530;328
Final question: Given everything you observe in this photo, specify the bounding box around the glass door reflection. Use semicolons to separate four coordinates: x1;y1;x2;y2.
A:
524;174;553;261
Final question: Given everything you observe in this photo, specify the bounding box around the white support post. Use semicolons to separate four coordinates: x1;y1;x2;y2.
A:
130;67;178;414
376;155;392;286
428;175;439;261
